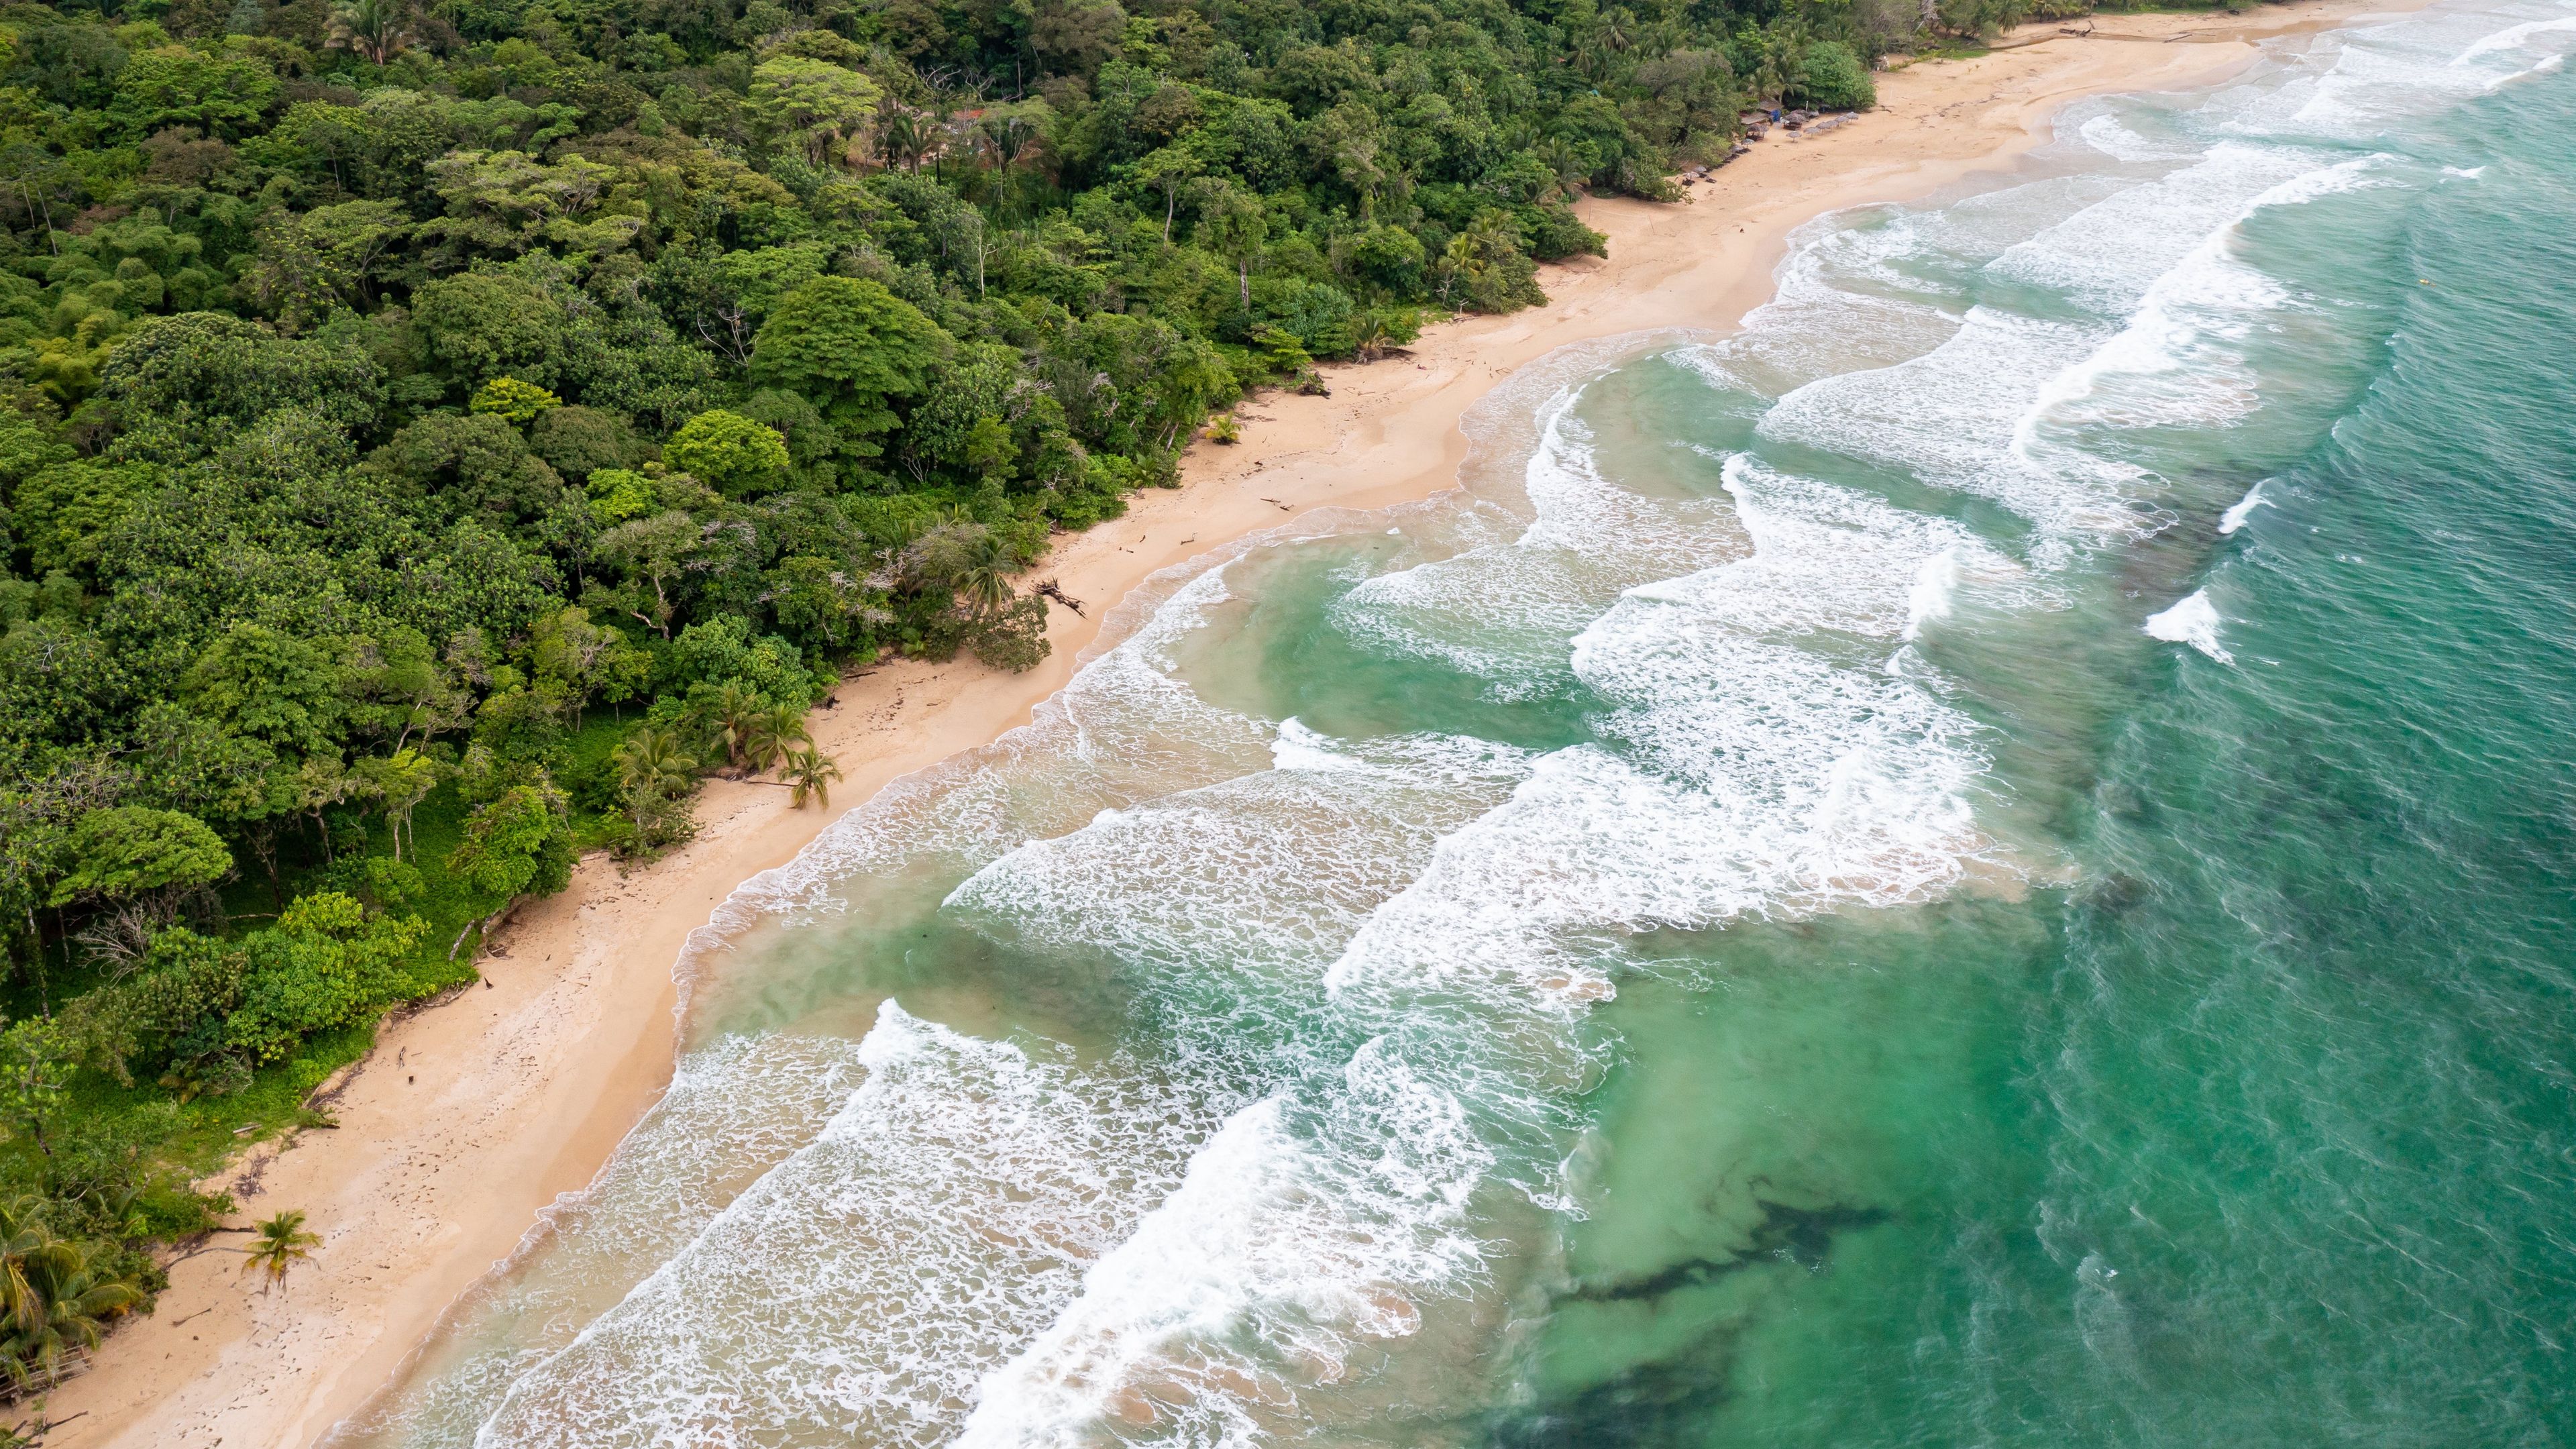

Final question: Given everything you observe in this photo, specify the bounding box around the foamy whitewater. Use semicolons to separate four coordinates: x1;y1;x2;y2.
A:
341;5;2576;1445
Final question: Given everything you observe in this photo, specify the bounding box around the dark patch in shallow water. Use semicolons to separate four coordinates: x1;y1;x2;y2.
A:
2080;871;2151;916
1560;1197;1891;1304
1481;1336;1739;1449
1483;1198;1891;1446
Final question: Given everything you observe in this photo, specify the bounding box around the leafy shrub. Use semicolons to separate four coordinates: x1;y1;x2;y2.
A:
224;894;429;1063
969;595;1053;673
1790;42;1878;111
444;786;576;905
1252;278;1358;359
48;808;231;908
666;616;830;707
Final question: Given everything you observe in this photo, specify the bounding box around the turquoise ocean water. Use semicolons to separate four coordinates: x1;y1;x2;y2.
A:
341;5;2576;1444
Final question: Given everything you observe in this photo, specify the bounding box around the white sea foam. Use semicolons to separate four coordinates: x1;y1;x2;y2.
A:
1762;305;2125;534
943;723;1532;1067
2145;588;2234;663
1265;717;1360;773
2076;112;2188;164
2218;482;2271;535
686;563;1276;963
1331;392;1737;688
1684;208;1964;396
2271;2;2576;133
2015;154;2383;462
955;1062;1491;1448
1322;454;2008;1014
1695;140;2343;539
2506;50;2570;83
1906;547;1963;641
1711;454;2020;641
2451;12;2576;62
346;1035;867;1446
468;1004;1209;1449
1578;643;1993;916
931;725;1592;1449
1994;142;2356;312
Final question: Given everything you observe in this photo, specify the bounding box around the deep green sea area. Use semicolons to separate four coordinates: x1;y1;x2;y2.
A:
346;4;2576;1444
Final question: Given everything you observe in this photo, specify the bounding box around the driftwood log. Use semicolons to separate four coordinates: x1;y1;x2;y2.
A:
1034;580;1086;616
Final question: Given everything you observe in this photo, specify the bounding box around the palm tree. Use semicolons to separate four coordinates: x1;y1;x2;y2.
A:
779;745;845;809
0;1198;140;1389
326;0;412;65
612;725;698;835
953;528;1016;619
740;704;811;777
690;683;765;772
0;1197;62;1339
877;110;930;172
1352;313;1395;363
4;1254;142;1387
239;1211;319;1295
612;726;696;800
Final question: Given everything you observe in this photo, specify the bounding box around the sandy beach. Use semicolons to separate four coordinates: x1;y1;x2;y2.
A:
40;5;2422;1443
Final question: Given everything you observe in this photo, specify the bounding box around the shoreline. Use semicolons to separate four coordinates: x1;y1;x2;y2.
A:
44;5;2424;1443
